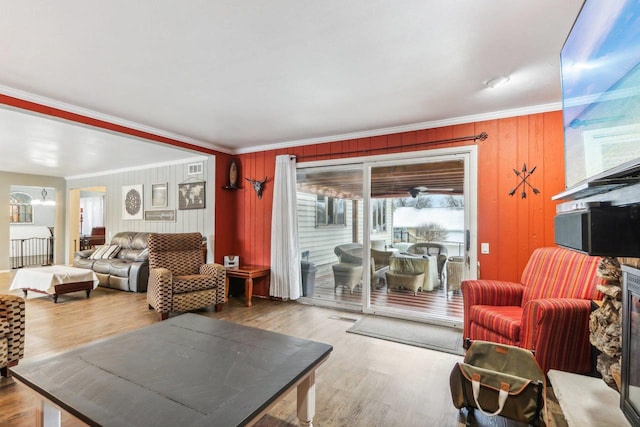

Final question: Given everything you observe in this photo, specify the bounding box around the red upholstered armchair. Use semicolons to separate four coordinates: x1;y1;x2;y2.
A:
462;247;603;374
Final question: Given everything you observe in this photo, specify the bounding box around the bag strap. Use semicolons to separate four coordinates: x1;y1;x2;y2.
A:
471;373;509;417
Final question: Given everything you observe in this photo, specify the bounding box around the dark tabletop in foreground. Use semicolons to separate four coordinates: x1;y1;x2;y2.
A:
11;313;333;427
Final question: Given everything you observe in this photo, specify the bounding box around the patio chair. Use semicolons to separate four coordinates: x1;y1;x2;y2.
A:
406;242;448;281
332;263;363;294
445;256;464;297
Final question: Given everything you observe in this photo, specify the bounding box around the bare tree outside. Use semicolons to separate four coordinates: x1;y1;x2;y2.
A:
416;222;449;242
441;195;464;208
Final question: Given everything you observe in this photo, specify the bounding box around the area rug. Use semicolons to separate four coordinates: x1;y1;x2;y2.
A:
347;315;465;356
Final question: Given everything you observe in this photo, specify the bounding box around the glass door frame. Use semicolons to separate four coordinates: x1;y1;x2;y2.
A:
297;145;478;325
361;146;477;326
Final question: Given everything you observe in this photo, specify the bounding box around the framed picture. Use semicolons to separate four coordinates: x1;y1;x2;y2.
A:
144;209;176;222
178;181;206;210
151;182;168;208
122;184;143;220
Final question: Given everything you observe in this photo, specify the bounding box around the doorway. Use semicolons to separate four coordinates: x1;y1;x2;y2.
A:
296;146;477;327
68;186;106;263
9;185;56;268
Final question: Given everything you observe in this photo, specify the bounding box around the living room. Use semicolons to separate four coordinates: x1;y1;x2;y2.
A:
2;1;640;426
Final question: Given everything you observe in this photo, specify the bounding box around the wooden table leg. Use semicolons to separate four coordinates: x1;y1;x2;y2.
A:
225;276;230;303
245;278;253;307
297;371;316;427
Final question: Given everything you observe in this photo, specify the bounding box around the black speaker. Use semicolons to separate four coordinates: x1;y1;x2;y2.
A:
554;205;640;257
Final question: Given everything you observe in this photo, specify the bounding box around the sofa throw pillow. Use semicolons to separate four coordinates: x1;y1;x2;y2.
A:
102;244;121;259
89;245;110;260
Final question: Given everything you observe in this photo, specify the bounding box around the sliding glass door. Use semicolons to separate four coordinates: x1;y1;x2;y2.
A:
364;153;475;326
296;163;364;311
296;146;477;326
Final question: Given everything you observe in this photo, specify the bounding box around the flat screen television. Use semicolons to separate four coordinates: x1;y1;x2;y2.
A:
560;0;640;197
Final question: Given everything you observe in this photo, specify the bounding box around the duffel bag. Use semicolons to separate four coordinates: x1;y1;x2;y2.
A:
450;340;546;426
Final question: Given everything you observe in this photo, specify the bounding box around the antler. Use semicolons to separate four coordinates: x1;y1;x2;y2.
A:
245;177;268;184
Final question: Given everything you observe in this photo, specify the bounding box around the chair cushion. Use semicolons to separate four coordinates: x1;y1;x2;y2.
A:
148;233;203;275
521;247;602;303
109;260;133;278
469;305;523;342
92;259;113;274
173;275;218;294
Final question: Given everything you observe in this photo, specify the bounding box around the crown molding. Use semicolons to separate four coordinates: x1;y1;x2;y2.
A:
1;85;561;157
0;85;234;155
233;102;562;154
64;156;208;180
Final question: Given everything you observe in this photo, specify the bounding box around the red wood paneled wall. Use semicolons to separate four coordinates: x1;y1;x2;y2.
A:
2;94;565;285
235;111;565;286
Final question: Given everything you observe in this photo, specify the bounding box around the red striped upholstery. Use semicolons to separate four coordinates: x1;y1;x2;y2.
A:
468;324;518;347
469;305;522;341
462;247;602;374
520;298;594;374
522;247;603;302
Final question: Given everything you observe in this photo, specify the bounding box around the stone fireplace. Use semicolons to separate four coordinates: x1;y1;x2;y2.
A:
590;258;640;385
589;257;623;389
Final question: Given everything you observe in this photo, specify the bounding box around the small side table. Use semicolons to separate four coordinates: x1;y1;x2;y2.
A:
225;265;270;307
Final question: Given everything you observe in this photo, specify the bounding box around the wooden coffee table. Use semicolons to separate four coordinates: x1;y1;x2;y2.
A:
225;265;270;307
11;314;333;426
9;265;99;303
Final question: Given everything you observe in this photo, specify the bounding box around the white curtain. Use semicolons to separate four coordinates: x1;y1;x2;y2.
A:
270;155;301;299
80;196;104;235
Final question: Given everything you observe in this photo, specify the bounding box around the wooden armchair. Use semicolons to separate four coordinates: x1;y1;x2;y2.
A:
462;247;602;374
146;233;225;320
0;294;25;377
88;226;106;246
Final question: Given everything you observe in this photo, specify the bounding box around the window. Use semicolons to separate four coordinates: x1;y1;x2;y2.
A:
9;192;33;223
371;199;387;232
316;195;346;226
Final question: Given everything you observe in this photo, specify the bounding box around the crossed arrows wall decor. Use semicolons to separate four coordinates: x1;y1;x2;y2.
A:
509;163;540;199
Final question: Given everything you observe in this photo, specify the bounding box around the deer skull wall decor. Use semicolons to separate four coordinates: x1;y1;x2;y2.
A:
245;177;268;199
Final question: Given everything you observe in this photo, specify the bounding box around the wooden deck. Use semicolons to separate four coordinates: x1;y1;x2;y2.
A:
306;266;464;326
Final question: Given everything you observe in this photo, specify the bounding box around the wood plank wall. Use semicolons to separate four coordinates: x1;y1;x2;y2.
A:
235;111;566;294
1;95;566;288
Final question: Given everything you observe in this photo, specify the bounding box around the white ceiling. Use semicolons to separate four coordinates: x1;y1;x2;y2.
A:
0;0;584;178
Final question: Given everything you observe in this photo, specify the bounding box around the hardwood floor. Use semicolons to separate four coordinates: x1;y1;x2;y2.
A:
0;271;551;426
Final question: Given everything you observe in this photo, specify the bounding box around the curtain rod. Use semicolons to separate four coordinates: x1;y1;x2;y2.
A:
294;132;488;160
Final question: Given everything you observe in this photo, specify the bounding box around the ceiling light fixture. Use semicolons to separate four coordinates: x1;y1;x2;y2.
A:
485;75;510;88
32;188;56;206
